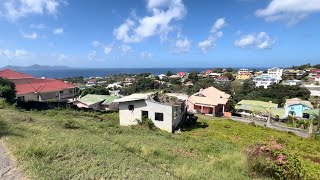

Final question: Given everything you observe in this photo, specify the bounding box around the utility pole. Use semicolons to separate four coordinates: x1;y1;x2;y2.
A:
266;105;271;127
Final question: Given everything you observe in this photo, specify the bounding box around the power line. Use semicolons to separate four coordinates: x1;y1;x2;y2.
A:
0;48;47;101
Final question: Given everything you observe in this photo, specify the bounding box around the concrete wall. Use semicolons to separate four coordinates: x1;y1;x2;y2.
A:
17;93;38;101
119;100;178;132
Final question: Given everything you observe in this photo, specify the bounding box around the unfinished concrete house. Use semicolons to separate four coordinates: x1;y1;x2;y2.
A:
114;92;187;133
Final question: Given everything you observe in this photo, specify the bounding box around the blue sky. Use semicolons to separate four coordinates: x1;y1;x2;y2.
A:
0;0;320;68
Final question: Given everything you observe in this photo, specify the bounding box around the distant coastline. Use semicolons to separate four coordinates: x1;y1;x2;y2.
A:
13;67;267;79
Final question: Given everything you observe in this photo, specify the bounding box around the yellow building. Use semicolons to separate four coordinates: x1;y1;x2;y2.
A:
236;69;251;80
236;74;251;80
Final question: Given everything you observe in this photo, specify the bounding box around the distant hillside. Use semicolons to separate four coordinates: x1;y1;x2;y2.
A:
1;64;72;70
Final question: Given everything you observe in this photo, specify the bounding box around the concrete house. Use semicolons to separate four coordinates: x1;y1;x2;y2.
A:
187;87;231;116
114;92;187;133
253;75;277;88
267;67;283;83
0;69;77;102
285;98;313;118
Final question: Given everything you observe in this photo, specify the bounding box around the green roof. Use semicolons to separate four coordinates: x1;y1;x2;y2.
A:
238;100;278;108
303;109;320;116
79;94;118;105
236;100;285;118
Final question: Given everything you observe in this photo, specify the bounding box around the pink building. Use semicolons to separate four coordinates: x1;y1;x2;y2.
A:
177;72;186;77
187;87;231;116
205;70;213;74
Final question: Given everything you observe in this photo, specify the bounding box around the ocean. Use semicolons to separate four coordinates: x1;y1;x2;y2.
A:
19;67;267;79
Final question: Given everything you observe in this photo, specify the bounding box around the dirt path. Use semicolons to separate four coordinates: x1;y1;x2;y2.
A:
0;140;23;180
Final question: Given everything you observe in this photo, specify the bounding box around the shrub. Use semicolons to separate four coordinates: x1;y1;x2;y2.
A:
295;119;310;129
247;139;309;179
63;120;80;129
137;117;156;130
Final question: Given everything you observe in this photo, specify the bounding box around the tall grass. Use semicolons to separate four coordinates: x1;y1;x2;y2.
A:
0;108;319;179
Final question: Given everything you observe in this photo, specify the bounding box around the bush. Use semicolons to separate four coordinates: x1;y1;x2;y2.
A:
63;120;80;129
247;140;309;179
295;119;310;129
0;78;16;104
137;117;156;130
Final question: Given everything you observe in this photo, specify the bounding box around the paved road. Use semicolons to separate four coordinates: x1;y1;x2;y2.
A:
230;116;310;138
0;140;23;180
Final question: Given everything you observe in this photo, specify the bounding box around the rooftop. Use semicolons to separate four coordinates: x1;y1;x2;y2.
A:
79;94;118;105
0;69;34;79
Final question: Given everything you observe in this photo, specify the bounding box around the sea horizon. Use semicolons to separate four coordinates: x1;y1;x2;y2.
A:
18;67;270;79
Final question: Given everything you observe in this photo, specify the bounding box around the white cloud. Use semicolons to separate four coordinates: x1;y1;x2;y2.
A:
198;18;226;53
21;31;38;39
88;51;97;61
1;0;64;21
91;40;103;48
114;0;186;43
30;23;46;29
147;0;171;9
53;28;63;35
103;46;112;55
210;18;225;33
1;49;32;59
255;0;320;25
234;32;275;49
120;44;132;53
140;51;153;59
173;38;191;53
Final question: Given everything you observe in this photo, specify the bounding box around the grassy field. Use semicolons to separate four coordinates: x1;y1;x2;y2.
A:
0;108;319;179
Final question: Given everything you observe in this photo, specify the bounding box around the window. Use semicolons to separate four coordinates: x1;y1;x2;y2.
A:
128;105;134;110
142;111;148;119
59;90;64;95
155;112;163;121
17;96;25;101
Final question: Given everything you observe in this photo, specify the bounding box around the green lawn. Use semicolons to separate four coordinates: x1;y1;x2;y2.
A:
0;108;319;179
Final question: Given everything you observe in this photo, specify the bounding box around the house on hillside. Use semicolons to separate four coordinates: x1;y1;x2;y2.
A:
216;76;229;83
187;87;231;117
282;80;302;86
315;74;320;84
308;69;320;79
236;69;251;80
177;72;187;77
236;100;285;119
267;67;283;82
0;69;78;102
253;75;277;88
285;98;313;118
74;94;118;110
114;92;187;133
158;74;167;80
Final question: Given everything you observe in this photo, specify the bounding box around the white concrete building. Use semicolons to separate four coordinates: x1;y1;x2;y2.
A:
282;80;302;86
158;74;167;80
267;67;283;82
114;92;187;133
253;75;277;89
238;69;249;75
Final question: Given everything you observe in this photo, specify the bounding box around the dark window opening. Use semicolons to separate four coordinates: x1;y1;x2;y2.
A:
128;105;134;110
142;111;148;119
155;112;164;121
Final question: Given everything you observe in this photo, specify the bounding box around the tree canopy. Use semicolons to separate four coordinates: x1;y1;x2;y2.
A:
0;78;16;103
81;86;110;97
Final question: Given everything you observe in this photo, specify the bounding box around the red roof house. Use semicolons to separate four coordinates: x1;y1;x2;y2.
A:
205;70;213;74
177;72;186;77
0;69;34;79
0;69;77;101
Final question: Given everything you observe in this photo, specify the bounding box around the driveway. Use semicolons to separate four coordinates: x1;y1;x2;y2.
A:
0;140;23;180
